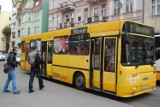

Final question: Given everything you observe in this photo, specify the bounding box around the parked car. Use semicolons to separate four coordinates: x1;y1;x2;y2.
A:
16;52;20;65
0;52;5;61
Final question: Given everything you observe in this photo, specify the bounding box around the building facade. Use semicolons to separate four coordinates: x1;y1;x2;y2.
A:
0;6;12;51
48;0;143;31
144;0;160;34
15;0;49;49
11;3;17;48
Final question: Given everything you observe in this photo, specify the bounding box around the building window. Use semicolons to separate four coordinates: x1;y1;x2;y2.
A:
152;0;160;15
28;28;30;35
53;36;69;54
35;12;37;20
56;16;60;27
37;26;39;33
102;4;106;17
93;7;98;16
28;14;31;21
126;0;133;13
114;0;120;15
52;17;55;27
18;30;20;37
84;8;88;19
52;0;57;9
69;34;90;55
22;15;25;23
93;7;99;22
21;28;24;36
77;10;81;22
34;27;36;34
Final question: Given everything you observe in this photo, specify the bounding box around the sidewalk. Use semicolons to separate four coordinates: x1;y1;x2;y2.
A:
0;62;133;107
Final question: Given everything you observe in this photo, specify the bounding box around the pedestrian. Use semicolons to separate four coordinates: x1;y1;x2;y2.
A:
28;46;44;93
3;47;21;94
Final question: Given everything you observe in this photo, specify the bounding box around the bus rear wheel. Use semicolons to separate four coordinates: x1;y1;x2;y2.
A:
74;73;86;90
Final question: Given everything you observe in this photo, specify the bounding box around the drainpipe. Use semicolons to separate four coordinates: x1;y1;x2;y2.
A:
142;0;144;23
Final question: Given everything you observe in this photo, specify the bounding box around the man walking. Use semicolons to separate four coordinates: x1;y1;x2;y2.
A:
28;46;44;93
3;47;21;94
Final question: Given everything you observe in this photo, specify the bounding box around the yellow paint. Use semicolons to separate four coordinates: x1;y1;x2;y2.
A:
20;20;156;97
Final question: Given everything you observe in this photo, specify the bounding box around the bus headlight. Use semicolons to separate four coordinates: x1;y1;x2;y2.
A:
152;83;156;88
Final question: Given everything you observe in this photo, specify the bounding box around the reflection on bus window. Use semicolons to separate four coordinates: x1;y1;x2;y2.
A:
94;39;101;70
53;36;68;54
21;42;25;53
48;42;53;64
156;37;160;60
104;39;116;72
69;34;89;55
122;35;154;65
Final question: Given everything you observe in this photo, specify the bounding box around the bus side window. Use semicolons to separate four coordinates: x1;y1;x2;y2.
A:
48;42;53;64
104;39;116;72
21;41;25;53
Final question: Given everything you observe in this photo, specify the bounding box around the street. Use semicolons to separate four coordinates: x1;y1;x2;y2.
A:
0;61;159;107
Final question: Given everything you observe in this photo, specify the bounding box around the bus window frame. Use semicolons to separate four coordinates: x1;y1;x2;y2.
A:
69;33;90;56
121;33;155;66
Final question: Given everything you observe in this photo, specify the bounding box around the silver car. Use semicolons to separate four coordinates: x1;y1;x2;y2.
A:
0;52;5;61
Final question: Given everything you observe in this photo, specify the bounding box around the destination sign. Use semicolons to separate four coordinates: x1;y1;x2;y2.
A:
71;27;88;35
123;22;154;36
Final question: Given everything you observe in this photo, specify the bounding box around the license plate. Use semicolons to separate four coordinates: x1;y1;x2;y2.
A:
141;85;149;90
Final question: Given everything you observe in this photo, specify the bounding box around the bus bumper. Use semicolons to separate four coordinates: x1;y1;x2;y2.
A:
116;80;156;98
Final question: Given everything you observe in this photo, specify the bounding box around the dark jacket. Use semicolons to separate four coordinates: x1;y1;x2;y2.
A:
7;52;17;68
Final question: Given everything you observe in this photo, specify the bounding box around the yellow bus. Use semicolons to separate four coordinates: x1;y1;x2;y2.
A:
155;35;160;81
20;20;156;97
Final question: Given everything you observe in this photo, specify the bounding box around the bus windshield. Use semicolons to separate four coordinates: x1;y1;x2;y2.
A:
122;34;154;66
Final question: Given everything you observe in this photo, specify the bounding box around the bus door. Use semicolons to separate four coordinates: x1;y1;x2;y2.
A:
91;38;102;90
46;41;53;77
103;37;117;93
41;41;47;76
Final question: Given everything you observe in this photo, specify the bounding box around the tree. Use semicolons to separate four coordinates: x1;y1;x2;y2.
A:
2;25;11;53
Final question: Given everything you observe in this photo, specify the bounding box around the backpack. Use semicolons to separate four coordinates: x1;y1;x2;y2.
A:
3;63;10;73
35;53;44;65
28;53;36;67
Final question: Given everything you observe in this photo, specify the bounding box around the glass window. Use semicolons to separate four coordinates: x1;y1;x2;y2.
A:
152;0;160;15
94;39;101;70
21;41;25;53
104;39;116;72
48;42;53;64
122;35;154;66
69;34;90;55
155;37;160;60
84;8;88;19
102;4;106;16
114;0;120;15
126;0;133;13
53;36;69;54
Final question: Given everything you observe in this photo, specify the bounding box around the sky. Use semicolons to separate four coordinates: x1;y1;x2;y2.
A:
0;0;12;12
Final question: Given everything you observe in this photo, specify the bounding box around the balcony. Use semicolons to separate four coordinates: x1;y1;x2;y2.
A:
84;15;108;24
85;0;99;3
59;0;75;12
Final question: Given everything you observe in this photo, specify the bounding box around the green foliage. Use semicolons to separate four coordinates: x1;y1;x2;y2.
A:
2;26;11;37
18;0;28;10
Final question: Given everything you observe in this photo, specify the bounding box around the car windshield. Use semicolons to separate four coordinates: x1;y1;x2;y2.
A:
121;34;154;66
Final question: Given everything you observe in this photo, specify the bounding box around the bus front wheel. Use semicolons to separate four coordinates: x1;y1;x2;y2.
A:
74;73;86;90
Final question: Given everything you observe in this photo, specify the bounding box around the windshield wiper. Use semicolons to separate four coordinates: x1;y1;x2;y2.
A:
135;62;140;68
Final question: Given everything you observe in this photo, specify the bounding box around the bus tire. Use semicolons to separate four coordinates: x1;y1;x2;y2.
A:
74;72;86;90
